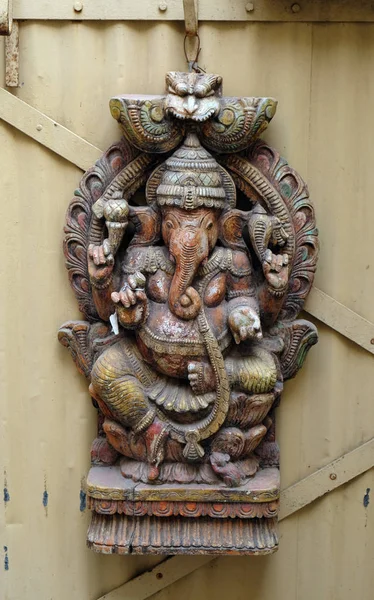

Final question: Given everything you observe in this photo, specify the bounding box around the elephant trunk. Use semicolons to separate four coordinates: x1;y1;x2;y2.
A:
169;228;208;320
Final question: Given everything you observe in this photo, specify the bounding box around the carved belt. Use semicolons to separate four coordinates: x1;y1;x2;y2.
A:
138;325;232;356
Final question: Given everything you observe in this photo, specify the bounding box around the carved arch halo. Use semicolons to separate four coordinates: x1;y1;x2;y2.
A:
220;141;319;322
63;137;163;322
64;134;318;326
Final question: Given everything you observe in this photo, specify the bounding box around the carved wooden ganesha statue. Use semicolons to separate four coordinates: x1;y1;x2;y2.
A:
59;71;318;555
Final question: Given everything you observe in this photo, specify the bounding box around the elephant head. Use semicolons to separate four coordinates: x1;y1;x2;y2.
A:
162;207;220;320
151;132;236;319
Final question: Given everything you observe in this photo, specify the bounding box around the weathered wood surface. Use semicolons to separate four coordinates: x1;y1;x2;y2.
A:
96;438;374;599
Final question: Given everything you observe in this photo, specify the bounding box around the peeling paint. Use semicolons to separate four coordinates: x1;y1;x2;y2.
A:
363;488;370;508
79;490;86;512
43;474;49;516
4;546;9;571
3;470;10;504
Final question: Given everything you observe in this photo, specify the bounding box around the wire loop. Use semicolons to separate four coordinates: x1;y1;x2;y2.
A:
183;33;204;72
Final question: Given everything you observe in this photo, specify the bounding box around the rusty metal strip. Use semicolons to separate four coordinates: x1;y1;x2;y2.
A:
98;438;374;600
0;0;12;35
304;286;374;356
5;19;18;87
0;87;101;170
11;0;374;23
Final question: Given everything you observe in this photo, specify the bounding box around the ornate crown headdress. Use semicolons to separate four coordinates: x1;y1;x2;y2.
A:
146;132;236;210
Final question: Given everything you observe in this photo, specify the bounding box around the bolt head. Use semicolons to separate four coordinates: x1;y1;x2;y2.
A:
74;1;83;12
158;2;167;11
291;3;301;13
329;473;337;480
246;2;254;12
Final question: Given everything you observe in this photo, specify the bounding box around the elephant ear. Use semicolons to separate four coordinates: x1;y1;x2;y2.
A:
129;206;161;246
218;209;247;250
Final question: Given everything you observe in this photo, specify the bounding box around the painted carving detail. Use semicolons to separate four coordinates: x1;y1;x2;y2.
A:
59;71;318;555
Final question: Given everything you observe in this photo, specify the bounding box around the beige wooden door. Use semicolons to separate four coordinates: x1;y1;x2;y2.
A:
0;3;373;599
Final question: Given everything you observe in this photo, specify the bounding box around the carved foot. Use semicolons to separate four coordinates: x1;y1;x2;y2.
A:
210;452;243;487
91;436;119;466
187;360;216;394
143;420;169;483
255;441;280;468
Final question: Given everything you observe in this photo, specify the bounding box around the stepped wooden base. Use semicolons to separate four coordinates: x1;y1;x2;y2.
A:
87;513;278;555
85;465;280;555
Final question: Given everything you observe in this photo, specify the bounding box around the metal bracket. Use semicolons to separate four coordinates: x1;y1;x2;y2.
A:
183;0;198;36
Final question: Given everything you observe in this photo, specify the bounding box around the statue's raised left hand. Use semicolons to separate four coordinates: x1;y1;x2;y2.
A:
228;306;262;344
262;249;289;292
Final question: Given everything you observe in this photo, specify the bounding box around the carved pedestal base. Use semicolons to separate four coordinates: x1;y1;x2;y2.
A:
85;466;280;555
87;513;278;555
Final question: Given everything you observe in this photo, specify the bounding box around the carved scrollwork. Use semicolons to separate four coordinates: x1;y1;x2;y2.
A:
276;319;318;380
58;321;120;378
87;496;279;519
110;96;184;153
63;138;162;321
221;141;318;322
200;97;277;154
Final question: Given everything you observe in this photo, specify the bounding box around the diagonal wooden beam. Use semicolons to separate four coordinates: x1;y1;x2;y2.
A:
304;286;374;356
97;438;374;600
98;556;215;600
0;87;101;170
279;436;374;520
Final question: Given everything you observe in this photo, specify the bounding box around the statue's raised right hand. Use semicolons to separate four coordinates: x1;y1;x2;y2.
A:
111;272;147;309
88;240;114;285
111;272;148;327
